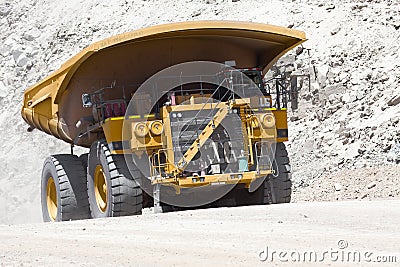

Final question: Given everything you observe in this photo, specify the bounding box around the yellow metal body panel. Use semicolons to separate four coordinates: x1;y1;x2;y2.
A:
152;170;272;188
160;106;174;172
272;110;288;142
103;117;163;155
21;21;305;146
102;117;124;145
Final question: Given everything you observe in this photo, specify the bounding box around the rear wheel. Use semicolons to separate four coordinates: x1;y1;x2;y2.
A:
263;142;292;204
87;141;143;218
79;153;88;171
41;155;90;222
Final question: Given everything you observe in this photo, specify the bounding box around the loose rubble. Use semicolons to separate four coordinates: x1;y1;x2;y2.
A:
293;165;400;202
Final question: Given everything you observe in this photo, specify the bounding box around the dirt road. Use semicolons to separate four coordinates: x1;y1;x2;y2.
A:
1;200;399;266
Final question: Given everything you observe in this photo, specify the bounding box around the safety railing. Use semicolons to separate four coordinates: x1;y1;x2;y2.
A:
254;141;275;175
150;148;176;179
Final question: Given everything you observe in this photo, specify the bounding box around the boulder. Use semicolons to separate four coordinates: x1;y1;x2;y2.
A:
12;50;23;63
334;183;342;191
387;142;400;163
0;81;7;98
316;65;329;87
331;27;340;35
22;29;41;42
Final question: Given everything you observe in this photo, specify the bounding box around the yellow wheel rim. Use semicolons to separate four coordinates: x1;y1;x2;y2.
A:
94;165;108;212
46;177;57;221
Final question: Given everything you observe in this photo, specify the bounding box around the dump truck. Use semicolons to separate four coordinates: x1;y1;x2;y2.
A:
21;21;306;222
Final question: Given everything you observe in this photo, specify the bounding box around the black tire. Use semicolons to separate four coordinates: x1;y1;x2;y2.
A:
79;153;89;172
41;155;91;222
263;142;292;204
87;140;142;218
230;184;264;207
161;202;185;213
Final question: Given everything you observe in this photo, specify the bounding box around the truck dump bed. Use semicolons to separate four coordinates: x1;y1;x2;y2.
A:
21;21;306;147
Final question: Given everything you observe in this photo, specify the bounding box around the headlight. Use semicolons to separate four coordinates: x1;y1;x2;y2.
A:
133;122;149;137
261;114;275;128
149;120;163;135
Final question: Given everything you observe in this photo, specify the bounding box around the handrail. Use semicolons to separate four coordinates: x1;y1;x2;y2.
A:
150;148;176;179
254;141;275;175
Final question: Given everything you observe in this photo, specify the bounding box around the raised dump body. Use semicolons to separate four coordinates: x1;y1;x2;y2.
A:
21;21;306;221
22;21;305;146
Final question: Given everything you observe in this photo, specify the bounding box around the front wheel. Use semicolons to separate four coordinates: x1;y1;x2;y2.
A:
263;142;292;204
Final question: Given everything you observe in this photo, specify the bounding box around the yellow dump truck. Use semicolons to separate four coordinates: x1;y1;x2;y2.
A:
21;21;306;221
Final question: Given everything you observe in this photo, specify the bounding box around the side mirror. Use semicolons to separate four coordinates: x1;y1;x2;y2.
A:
82;94;92;107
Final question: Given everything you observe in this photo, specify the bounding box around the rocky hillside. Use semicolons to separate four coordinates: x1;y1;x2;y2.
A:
0;0;399;224
285;0;399;179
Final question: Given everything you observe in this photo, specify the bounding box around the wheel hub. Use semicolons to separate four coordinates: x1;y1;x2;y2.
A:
46;177;57;221
94;165;108;212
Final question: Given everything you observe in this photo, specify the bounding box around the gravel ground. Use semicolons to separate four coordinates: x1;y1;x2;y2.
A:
0;200;399;266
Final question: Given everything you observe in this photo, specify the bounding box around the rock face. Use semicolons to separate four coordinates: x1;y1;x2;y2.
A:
387;142;400;163
0;0;399;224
277;0;400;190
